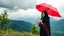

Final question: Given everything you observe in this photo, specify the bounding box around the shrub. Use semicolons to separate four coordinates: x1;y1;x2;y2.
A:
31;24;39;34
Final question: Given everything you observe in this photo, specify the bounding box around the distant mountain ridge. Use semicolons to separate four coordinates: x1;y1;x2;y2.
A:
5;18;64;32
51;19;64;31
8;20;32;32
18;17;55;24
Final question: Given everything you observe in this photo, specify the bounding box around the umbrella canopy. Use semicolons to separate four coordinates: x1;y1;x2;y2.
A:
36;3;61;17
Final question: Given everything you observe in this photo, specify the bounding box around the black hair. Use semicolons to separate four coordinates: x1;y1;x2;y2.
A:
41;11;50;19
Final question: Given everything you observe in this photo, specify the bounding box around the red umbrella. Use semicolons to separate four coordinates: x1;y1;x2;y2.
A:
36;3;61;17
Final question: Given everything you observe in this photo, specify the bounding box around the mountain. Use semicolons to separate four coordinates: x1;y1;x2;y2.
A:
51;19;64;31
7;20;32;32
50;19;64;36
17;17;56;30
17;17;55;24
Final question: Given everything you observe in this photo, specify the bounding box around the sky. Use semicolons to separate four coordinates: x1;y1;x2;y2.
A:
0;0;64;20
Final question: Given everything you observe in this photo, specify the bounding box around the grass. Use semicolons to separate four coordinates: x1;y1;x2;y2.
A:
0;29;39;36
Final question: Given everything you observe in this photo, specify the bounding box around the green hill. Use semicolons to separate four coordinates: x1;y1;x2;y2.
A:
7;20;32;32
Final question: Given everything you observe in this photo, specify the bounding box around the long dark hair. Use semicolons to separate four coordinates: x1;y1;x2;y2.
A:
41;11;50;19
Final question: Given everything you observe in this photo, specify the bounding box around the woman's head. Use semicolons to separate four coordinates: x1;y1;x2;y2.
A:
41;11;49;18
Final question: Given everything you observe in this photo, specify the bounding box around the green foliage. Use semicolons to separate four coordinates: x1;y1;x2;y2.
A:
6;29;13;33
0;10;9;28
0;29;39;36
31;24;39;34
2;26;11;31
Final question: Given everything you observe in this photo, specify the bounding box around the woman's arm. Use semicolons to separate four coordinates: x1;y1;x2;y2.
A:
37;20;43;27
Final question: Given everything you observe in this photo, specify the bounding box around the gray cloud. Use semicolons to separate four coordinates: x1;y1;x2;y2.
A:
58;3;64;13
0;0;36;10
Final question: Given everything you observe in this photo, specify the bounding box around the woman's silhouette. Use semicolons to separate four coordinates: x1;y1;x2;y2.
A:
37;11;51;36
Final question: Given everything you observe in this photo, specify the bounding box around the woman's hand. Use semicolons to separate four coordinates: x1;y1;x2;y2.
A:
37;20;43;25
40;20;43;24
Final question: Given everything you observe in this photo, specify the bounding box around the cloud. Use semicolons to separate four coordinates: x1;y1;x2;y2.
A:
7;9;64;20
37;0;64;8
0;0;36;10
8;9;41;20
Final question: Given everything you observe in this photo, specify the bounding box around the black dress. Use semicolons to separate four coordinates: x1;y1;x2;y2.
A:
39;17;51;36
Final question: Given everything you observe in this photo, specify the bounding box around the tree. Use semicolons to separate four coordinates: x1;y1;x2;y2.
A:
31;24;39;34
0;10;9;28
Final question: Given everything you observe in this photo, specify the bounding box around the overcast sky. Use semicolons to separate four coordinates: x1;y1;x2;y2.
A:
0;0;64;20
0;0;36;9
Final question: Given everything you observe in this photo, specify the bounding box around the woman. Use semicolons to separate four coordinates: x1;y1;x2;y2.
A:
37;11;51;36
